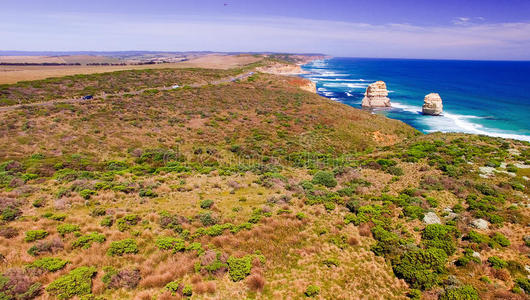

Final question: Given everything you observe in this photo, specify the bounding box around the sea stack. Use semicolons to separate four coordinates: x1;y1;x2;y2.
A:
361;81;391;108
422;93;443;115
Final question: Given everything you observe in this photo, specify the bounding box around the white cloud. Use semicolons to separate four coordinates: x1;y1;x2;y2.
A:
1;12;529;60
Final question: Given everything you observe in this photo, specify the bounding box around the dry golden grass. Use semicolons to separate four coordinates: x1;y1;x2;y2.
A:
0;54;261;84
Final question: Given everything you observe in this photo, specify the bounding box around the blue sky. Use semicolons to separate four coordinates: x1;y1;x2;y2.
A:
2;0;530;60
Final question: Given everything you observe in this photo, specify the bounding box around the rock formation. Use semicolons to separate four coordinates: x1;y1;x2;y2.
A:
422;93;443;115
361;81;391;108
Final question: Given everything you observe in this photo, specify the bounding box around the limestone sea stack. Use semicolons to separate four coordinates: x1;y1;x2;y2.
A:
361;81;391;108
422;93;443;115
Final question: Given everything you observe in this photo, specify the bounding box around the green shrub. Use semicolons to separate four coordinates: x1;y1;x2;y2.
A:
200;199;214;209
304;285;320;297
487;256;507;269
107;239;138;256
139;189;157;198
45;266;97;299
465;230;490;245
403;205;424;220
422;224;457;255
155;236;185;253
312;171;337;188
370;226;403;257
392;248;448;290
515;278;530;294
116;214;140;232
227;256;252;281
324;202;335;211
28;257;69;272
25;230;48;242
90;207;106;217
198;212;217;226
490;232;510;247
44;212;67;221
439;285;479;300
57;224;80;236
296;212;306;220
1;207;21;221
426;197;438;207
165;281;180;294
100;216;113;227
72;233;106;249
455;249;480;267
101;266;118;286
79;189;96;200
182;284;192;297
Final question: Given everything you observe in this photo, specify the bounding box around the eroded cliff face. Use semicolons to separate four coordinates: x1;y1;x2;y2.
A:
361;81;391;108
256;63;307;75
286;77;317;93
422;93;443;115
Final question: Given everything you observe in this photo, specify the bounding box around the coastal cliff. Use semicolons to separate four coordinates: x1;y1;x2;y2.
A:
286;77;317;93
361;81;391;108
256;63;307;75
422;93;443;115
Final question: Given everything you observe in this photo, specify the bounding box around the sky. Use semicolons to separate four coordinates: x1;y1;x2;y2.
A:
1;0;530;60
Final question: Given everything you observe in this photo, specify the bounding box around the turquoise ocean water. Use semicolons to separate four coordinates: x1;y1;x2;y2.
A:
301;58;530;142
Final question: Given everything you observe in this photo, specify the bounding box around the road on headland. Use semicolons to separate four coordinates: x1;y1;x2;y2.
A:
0;71;255;112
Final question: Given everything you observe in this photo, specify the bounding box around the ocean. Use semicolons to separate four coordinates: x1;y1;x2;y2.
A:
301;58;530;142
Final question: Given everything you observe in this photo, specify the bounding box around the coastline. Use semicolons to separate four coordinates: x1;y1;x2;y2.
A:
299;58;530;142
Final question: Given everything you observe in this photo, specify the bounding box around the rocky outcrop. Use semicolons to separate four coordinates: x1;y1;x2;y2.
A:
423;212;441;224
361;81;391;108
471;218;489;230
422;93;443;115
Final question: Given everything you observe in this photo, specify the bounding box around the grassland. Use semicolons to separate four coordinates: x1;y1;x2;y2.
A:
0;54;262;84
0;56;528;299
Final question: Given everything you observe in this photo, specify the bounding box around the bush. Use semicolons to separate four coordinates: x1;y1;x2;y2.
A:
79;189;96;199
312;171;337;188
165;281;180;294
422;224;457;255
72;233;106;249
116;214;140;232
515;278;530;294
392;248;448;290
90;207;106;217
28;257;68;272
227;256;252;281
24;230;48;242
403;205;424;220
57;224;80;236
490;232;510;247
304;285;320;297
200;199;214;209
487;256;507;269
182;284;192;297
139;189;157;198
465;230;490;245
439;285;479;300
45;266;97;299
426;197;438;208
155;236;185;253
100;216;113;227
198;212;217;226
107;239;138;256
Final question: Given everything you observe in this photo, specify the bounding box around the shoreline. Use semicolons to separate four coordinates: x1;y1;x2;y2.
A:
299;58;530;142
